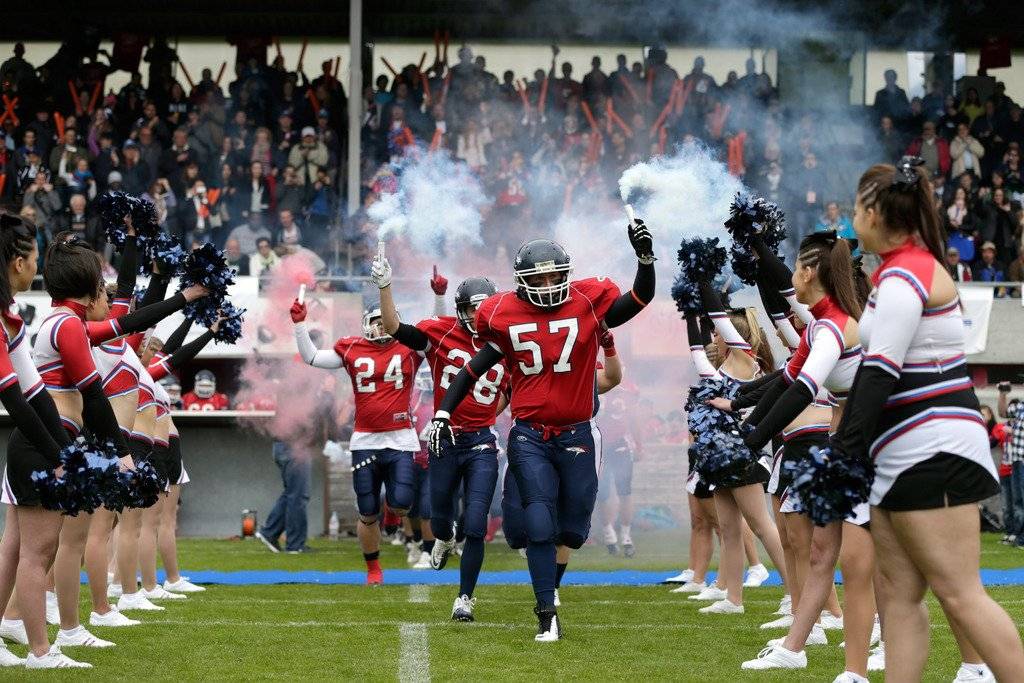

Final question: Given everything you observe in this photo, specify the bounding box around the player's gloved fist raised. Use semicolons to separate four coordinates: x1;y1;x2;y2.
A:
428;411;454;456
599;329;615;349
290;300;307;323
430;265;448;295
628;218;656;264
371;256;392;289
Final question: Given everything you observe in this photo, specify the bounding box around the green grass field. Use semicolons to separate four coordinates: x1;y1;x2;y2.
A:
2;533;1022;681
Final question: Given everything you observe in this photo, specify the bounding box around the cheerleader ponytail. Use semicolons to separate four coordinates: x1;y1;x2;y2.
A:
0;211;39;306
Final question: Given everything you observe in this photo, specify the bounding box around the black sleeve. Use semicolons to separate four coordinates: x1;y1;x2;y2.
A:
832;364;898;460
112;293;188;338
603;261;655;328
752;235;794;292
80;380;131;457
29;390;73;449
437;344;504;415
731;375;781;411
737;368;783;395
742;376;788;428
684;314;701;347
394;322;430;351
114;236;139;299
165;330;214;368
2;386;63;467
756;269;789;316
162;318;192;355
139;272;172;310
699;314;713;346
744;380;816;449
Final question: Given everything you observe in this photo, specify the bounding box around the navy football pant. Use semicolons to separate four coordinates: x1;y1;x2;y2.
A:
351;448;415;518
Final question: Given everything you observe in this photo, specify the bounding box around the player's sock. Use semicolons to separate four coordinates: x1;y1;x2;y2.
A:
526;542;557;608
458;537;485;598
422;539;435;554
621;525;633;545
411;529;421;544
555;562;568;589
364;551;381;570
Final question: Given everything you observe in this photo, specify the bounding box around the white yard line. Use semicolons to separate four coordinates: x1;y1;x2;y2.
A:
398;623;431;683
408;585;431;603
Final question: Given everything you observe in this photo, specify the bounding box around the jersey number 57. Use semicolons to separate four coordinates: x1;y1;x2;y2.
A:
508;318;578;376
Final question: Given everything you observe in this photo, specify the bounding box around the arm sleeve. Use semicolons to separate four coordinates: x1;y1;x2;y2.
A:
2;385;63;466
29;390;73;449
789;323;844;400
699;282;750;351
751;234;794;291
114;236;138;300
685;314;718;379
80;381;130;457
437;344;504;415
395;322;430;351
603;262;655;328
742;377;788;428
745;380;815;449
161;318;192;355
87;292;189;344
731;373;782;411
139;273;172;310
149;331;214;379
294;323;343;369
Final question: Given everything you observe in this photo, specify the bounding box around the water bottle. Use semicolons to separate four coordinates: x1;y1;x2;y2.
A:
328;511;339;540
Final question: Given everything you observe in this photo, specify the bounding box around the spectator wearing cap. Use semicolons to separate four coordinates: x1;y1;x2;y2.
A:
106;170;124;193
951;122;985;181
120;139;152;195
973;240;1007;296
905;121;950;179
288;127;329;187
945;246;972;282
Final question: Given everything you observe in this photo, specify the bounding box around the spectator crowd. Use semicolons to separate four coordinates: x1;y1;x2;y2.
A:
2;38;1023;294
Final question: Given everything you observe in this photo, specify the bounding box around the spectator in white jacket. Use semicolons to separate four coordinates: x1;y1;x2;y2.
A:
951;122;985;180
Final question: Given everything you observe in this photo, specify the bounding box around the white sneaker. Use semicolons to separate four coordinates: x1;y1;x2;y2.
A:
0;618;27;645
665;569;695;584
671;581;706;594
867;642;885;672
117;592;165;611
775;594;792;615
24;645;93;669
953;663;996;683
688;585;727;601
743;563;770;587
45;590;60;625
412;552;432;569
451;594;475;622
820;611;844;630
89;608;140;627
390;532;405;546
699;599;744;614
431;534;457;570
107;583;123;599
164;578;205;593
55;625;115;648
741;645;807;670
603;524;618;545
760;614;794;629
0;642;24;666
143;586;187;600
769;624;828;647
839;616;881;649
406;542;420;565
833;671;869;683
553;589;561;607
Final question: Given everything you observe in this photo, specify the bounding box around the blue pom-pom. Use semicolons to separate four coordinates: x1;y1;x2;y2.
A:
782;445;874;526
724;193;787;286
673;238;727;316
145;232;187;277
31;438;120;515
103;458;165;512
684;377;758;486
178;244;237;327
213;302;246;344
97;191;135;250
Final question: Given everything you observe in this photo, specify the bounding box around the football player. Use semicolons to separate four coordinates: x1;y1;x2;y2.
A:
371;264;510;622
292;300;423;584
428;220;655;641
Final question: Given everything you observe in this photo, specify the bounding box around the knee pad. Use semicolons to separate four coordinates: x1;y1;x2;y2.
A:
524;501;556;544
358;516;379;526
460;502;489;539
502;516;528;549
557;531;586;550
387;484;414;513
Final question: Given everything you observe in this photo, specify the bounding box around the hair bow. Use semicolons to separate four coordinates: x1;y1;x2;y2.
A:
895;155;925;187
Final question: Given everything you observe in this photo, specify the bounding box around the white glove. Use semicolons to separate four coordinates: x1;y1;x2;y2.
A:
370;256;392;289
322;440;345;463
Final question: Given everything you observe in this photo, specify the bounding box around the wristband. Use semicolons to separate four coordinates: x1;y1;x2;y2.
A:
434;410;451;420
602;344;617;357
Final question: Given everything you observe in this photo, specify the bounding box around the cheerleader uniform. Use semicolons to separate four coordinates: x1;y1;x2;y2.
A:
851;240;998;509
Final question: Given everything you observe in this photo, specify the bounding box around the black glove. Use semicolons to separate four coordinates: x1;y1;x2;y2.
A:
998;381;1012;393
428;411;454;456
628;218;656;264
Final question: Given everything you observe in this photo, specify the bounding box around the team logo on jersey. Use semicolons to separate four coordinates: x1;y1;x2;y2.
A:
565;446;589;456
392;411;410;423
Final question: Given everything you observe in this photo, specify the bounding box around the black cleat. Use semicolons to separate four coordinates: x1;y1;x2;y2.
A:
534;605;561;642
606;543;618;556
623;543;636;558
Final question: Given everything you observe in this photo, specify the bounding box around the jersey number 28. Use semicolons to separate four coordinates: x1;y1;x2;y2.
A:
353;355;404;393
439;349;505;405
508;318;578;376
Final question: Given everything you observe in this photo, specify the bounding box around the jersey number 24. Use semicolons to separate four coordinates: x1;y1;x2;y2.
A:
353;355;404;393
508;318;578;376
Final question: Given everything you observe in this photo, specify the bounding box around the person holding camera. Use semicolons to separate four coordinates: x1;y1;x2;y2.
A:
998;381;1024;548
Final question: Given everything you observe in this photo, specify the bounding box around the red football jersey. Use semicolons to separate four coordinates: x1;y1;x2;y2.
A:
416;316;509;430
334;336;422;433
182;392;230;411
475;278;620;425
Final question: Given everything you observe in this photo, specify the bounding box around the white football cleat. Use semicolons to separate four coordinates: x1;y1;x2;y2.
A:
55;625;115;648
0;618;28;645
953;663;996;683
688;585;727;601
45;590;60;625
164;578;205;593
431;533;457;570
832;671;869;683
117;591;165;611
819;610;844;630
699;599;744;614
406;543;420;565
451;594;476;622
741;645;807;670
389;532;405;546
534;606;561;642
90;608;140;627
553;589;561;607
774;594;792;615
867;642;885;671
743;564;770;587
760;614;794;629
25;645;93;669
412;552;432;569
0;642;24;667
664;569;694;584
671;581;706;594
143;586;187;600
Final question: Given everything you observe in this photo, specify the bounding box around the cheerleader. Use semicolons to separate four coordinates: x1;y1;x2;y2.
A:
738;233;875;681
0;213;93;668
683;286;789;615
35;234;207;641
840;160;1023;681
